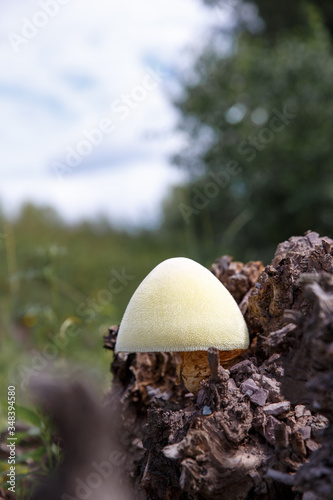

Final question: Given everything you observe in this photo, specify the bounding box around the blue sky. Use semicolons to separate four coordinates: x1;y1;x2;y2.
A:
0;0;228;228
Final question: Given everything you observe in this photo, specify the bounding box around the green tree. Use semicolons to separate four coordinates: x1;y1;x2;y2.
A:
204;0;333;40
163;10;333;263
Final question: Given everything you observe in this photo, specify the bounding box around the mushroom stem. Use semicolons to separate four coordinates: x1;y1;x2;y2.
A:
177;349;246;394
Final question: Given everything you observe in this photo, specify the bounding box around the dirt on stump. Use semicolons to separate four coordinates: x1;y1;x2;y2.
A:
103;231;333;500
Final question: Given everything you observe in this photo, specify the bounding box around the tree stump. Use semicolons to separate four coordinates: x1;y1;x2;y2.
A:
104;231;333;499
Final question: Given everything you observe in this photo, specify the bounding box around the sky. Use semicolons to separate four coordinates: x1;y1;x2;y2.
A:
0;0;228;228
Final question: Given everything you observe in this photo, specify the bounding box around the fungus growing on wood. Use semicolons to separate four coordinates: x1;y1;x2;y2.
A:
115;257;249;394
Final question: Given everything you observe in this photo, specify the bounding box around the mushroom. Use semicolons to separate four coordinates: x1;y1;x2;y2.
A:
115;257;249;394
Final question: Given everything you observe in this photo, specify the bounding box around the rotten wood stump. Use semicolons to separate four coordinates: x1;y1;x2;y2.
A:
104;231;333;499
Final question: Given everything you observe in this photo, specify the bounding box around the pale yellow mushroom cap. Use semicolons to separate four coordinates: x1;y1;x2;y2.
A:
115;257;249;353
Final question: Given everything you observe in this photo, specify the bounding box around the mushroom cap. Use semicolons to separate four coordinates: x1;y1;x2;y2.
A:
115;257;249;353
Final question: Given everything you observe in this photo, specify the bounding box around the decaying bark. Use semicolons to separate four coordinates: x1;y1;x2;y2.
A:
211;256;264;305
104;231;333;499
0;488;16;500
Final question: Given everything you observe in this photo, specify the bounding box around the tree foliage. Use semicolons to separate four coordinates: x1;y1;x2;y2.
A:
162;7;333;263
204;0;333;40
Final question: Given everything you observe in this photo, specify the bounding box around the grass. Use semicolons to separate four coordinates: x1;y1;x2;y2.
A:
0;202;206;496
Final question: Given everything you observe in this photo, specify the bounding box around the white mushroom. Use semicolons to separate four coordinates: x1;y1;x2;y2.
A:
116;257;249;394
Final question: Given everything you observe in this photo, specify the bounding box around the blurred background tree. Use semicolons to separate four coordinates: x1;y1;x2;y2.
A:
161;2;333;263
203;0;333;39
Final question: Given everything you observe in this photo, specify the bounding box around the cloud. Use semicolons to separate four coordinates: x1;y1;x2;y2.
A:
0;0;226;226
0;163;188;228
